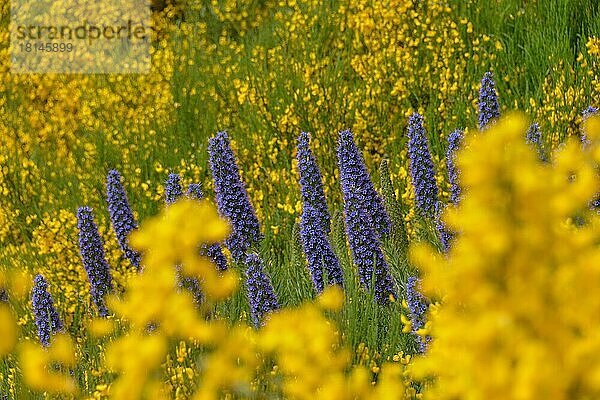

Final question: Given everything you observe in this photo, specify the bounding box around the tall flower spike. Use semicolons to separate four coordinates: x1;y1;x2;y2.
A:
446;129;464;205
177;265;204;305
582;106;599;146
165;173;184;205
478;72;500;130
435;201;453;253
245;253;279;327
341;196;397;304
407;114;439;217
186;183;203;200
186;183;229;272
77;207;114;317
299;203;344;293
583;107;600;210
525;122;541;145
339;134;397;304
406;276;430;353
205;244;229;272
525;123;546;162
31;274;63;346
297;132;331;233
583;106;598;119
337;130;391;237
106;170;141;269
208;132;262;262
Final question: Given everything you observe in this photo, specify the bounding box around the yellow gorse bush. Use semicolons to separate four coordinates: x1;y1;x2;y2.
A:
0;2;177;313
0;304;17;356
20;334;78;395
98;198;416;399
410;114;600;399
525;36;600;147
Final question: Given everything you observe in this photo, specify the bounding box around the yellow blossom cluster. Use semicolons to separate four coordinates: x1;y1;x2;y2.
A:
19;334;78;395
91;198;416;399
410;114;600;399
346;0;498;152
526;61;588;147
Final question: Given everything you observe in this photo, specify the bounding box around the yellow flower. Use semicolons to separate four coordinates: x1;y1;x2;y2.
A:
410;114;600;399
400;314;412;333
317;285;345;311
130;199;229;265
19;334;77;395
105;333;168;400
0;305;17;355
87;317;116;338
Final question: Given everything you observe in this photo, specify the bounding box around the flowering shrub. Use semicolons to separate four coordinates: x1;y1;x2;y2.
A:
411;114;600;399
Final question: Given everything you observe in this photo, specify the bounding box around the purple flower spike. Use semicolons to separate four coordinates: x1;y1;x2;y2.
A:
337;130;391;237
446;129;464;206
407;114;439;217
338;131;397;304
165;173;184;205
526;123;547;162
208;132;262;262
297;132;331;233
300;203;344;293
245;253;279;327
406;276;431;353
31;274;63;346
77;207;114;317
478;72;500;130
435;201;453;253
106;170;141;269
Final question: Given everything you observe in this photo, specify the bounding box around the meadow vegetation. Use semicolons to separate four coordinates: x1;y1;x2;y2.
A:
1;0;600;398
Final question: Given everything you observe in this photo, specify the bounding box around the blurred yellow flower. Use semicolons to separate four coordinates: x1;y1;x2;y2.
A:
410;114;600;399
130;198;229;265
87;317;116;338
317;285;345;311
0;305;17;355
19;334;77;395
